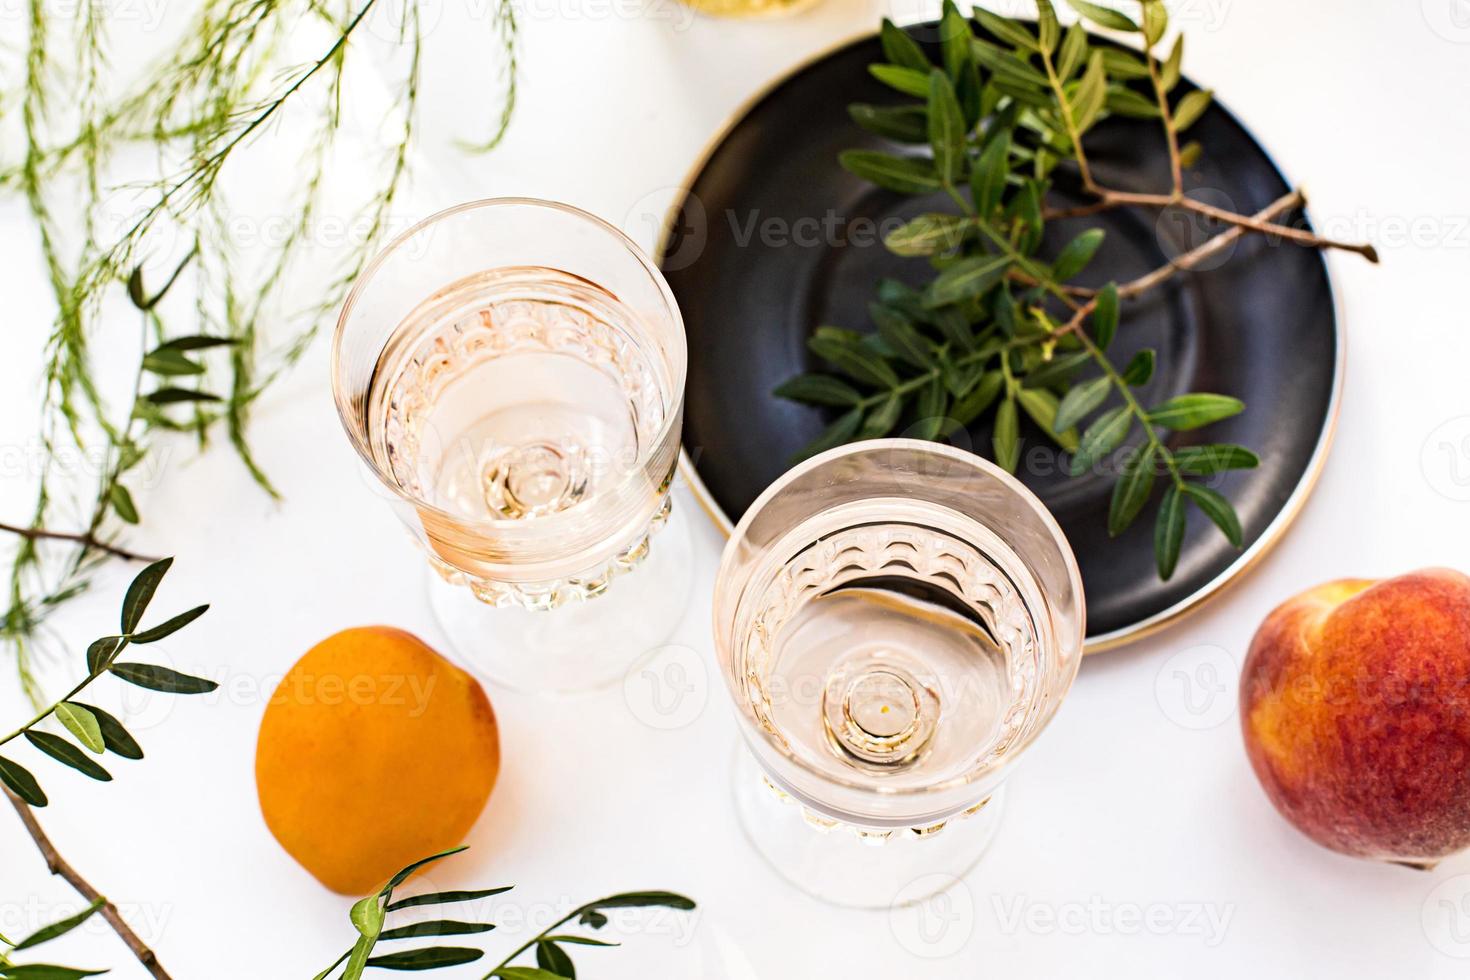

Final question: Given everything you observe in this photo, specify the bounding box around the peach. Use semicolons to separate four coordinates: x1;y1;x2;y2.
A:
1240;569;1470;866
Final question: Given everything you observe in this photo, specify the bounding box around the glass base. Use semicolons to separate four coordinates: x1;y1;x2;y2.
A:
425;502;693;695
731;746;1004;909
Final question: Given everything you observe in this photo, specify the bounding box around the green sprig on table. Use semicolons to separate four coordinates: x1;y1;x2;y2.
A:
318;846;696;980
1;556;215;980
775;0;1376;579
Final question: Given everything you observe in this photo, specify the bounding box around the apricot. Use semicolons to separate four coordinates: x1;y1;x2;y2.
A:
1240;570;1470;865
255;627;500;894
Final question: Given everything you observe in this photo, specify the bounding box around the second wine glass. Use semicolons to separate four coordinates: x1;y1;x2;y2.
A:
333;198;689;694
712;439;1085;907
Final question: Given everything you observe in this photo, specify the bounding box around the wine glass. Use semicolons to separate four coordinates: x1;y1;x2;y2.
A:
712;439;1084;907
333;198;689;694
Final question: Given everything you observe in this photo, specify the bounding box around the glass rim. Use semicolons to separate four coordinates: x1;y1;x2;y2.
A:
715;437;1087;802
330;196;688;530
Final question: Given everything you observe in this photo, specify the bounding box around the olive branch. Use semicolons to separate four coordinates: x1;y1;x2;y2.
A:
775;0;1376;579
1;557;217;980
317;846;696;980
1;0;519;705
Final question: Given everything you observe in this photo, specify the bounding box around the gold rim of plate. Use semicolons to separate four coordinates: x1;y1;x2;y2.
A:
653;27;1346;655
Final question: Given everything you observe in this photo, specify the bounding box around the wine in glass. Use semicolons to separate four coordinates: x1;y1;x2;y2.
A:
333;198;689;694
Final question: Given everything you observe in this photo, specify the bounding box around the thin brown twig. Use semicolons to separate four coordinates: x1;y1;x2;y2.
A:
0;521;157;563
4;786;174;980
1046;186;1377;263
1115;189;1305;298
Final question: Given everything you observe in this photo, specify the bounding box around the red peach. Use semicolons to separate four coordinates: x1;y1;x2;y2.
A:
1240;569;1470;866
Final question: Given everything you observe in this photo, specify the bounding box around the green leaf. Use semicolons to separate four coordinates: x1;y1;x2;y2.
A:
1052;228;1105;281
1057;22;1089;79
126;267;147;309
490;970;569;980
351;895;387;938
579;891;697;912
1179;139;1203;168
71;702;143;760
793;407;863;462
121;557;172;633
1183;483;1243;547
23;732;110;782
0;967;108;979
927;71;967;185
1121;349;1155;386
773;374;864;407
154;335;238;353
542;936;617;946
932;308;980;352
1016;388;1080;452
537;940;576;978
880;19;931;71
1109;444;1158;536
1148;393;1244;430
85;636;124;675
1141;0;1168;46
1070;405;1132;475
871;305;935;369
867;64;931;98
1071;50;1108;135
1064;0;1139;31
130;604;209;643
809;335;900;388
387;886;514;912
969;130;1011;218
1092;283;1119;348
975;7;1039;52
1022;351;1090;389
1054;376;1110;432
1036;0;1061;52
145;388;222;406
993;395;1020;473
950;370;1005;427
1106;86;1162;118
378;921;495;941
0;756;47;807
577;911;608;929
366;947;484;971
387;847;469;890
1172;444;1260;475
861;393;903;438
1155;483;1186;578
12;900;105;951
970;40;1048;88
924;254;1010;307
1173;89;1213;130
940;1;974;80
109;663;218;695
1100;48;1151;79
1162;35;1184;89
839;150;942;194
109;484;139;525
54;703;105;754
848;104;929;143
910;376;948;441
141;348;205;376
885;213;968;256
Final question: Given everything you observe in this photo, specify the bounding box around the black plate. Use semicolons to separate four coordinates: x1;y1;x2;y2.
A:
661;27;1339;648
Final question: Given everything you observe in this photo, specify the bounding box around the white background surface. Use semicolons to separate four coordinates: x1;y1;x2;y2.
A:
2;0;1470;977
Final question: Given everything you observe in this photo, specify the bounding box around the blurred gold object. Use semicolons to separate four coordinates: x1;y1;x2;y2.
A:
679;0;823;18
